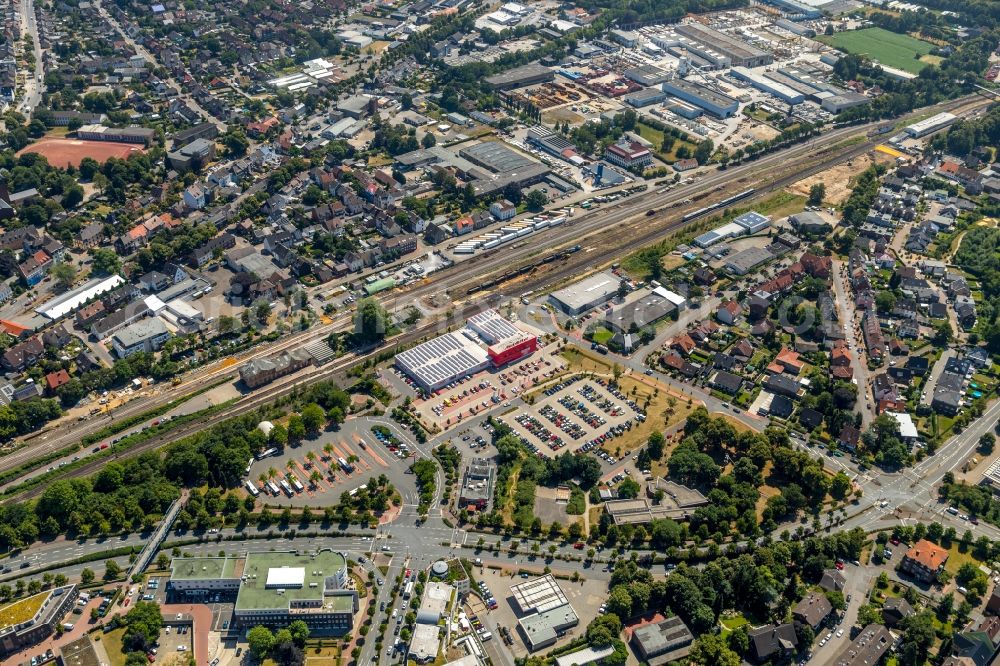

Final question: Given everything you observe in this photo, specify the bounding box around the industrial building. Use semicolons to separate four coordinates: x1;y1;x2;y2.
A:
624;87;668;108
761;0;821;19
395;310;537;391
673;23;773;67
526;127;583;165
904;112;957;138
821;92;870;114
603;290;679;335
661;79;739;118
734;211;771;234
549;271;621;315
624;64;671;86
485;63;554;90
725;247;775;275
511;575;579;651
731;67;804;105
694;212;770;247
169;550;357;633
458;141;552;197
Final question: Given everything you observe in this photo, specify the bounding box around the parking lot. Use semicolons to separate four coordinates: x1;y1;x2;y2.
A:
499;375;646;458
156;617;193;662
405;346;566;430
247;420;416;507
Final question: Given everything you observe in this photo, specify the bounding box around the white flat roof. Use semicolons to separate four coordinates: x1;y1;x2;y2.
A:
265;567;305;588
888;412;918;439
144;294;166;314
36;275;125;320
653;287;686;306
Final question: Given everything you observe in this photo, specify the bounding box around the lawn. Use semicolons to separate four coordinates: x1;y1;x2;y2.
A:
0;591;48;631
103;627;129;666
817;28;934;74
566;487;586;515
944;543;981;575
589;326;615;346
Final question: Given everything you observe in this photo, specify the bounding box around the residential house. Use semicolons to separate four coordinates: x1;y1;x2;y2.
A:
747;624;797;664
716;300;740;325
901;539;949;583
792;592;832;631
882;598;915;627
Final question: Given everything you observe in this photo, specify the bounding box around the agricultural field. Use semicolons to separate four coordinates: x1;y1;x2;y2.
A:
817;28;935;74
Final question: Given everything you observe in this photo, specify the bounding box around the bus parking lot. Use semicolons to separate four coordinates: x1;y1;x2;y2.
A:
245;421;417;507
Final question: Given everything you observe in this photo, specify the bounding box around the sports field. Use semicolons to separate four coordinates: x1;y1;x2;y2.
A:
817;27;935;74
17;137;146;168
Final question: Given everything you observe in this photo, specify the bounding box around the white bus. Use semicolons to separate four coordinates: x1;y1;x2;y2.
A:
266;480;280;496
279;479;294;497
245;480;260;496
257;448;278;460
245;458;254;475
290;476;304;493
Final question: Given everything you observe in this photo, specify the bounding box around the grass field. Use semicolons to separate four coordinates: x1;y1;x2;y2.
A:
817;28;934;74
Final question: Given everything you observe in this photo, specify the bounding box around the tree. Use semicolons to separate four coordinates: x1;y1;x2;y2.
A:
979;433;995;455
287;415;305;442
90;248;120;275
248;625;276;658
525;189;547;212
421;132;436;148
353;298;391;345
80;568;95;584
807;183;826;207
51;263;76;291
103;559;122;581
617;478;641;499
647;431;665;460
79;157;100;180
690;633;741;666
301;403;326;435
830;471;852;500
122;602;163;651
222;129;250;157
933;320;953;347
694;139;714;165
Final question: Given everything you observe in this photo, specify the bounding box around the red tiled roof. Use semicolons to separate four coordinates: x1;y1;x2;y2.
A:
904;539;948;570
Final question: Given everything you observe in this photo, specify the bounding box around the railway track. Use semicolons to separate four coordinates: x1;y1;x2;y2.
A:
2;94;992;495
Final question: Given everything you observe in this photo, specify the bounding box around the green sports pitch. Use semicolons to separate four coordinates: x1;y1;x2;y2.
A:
817;27;936;74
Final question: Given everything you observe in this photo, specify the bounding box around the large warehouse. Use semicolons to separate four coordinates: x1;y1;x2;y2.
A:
484;63;554;90
549;271;621;315
673;23;773;67
395;310;538;392
169;550;357;634
661;79;738;118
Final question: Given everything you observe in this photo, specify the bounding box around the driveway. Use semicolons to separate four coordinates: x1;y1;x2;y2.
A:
921;349;954;406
